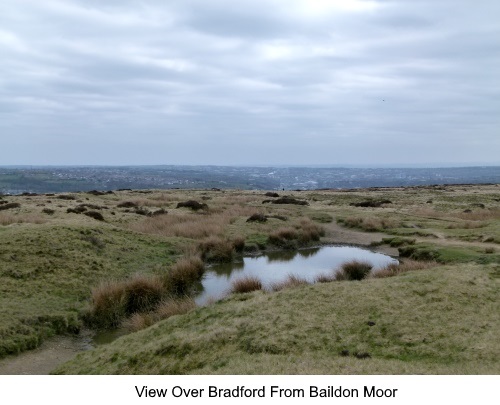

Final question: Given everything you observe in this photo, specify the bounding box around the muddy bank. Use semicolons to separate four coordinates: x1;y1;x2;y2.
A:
0;330;94;375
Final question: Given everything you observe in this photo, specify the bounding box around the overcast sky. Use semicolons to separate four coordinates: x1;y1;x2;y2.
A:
1;0;499;166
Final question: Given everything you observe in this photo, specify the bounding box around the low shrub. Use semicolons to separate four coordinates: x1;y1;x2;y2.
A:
335;260;373;281
231;276;263;294
42;208;55;215
264;192;280;198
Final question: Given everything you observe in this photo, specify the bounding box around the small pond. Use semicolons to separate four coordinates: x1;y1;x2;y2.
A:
195;245;398;305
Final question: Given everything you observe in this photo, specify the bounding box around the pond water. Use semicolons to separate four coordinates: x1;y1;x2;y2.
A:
195;245;398;305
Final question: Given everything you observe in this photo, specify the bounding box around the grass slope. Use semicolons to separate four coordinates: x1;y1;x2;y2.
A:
54;263;500;374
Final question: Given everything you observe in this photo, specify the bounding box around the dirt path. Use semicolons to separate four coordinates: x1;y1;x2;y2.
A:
0;331;93;375
323;221;399;256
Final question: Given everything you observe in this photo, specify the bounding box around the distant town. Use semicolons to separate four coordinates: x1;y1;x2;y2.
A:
1;165;499;194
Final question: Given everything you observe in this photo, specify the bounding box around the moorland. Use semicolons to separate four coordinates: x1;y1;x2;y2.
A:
0;184;498;374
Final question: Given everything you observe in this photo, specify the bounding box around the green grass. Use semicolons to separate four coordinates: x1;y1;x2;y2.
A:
1;184;500;374
0;222;180;356
53;263;500;374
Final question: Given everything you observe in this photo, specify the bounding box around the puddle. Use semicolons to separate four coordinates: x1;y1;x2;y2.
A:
196;245;398;304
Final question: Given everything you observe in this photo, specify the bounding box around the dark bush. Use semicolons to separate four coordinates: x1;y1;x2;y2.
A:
246;213;268;223
84;211;105;221
57;195;76;200
117;201;138;208
0;202;21;211
67;206;87;214
264;192;280;197
42;208;55;215
176;200;208;211
350;200;392;207
151;208;167;216
335;260;373;281
267;197;308;206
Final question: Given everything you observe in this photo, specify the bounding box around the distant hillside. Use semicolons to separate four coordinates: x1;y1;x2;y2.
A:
1;165;499;194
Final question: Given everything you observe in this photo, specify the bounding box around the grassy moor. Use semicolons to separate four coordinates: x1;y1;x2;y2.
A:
0;184;498;374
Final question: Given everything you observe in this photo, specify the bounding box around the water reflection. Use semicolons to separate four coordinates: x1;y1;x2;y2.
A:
196;245;397;305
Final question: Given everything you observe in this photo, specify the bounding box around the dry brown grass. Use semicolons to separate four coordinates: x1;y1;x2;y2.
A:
198;236;235;263
123;297;196;332
165;254;205;295
87;274;166;328
270;275;309;291
0;212;46;225
341;216;399;232
335;260;373;280
372;259;437;278
130;213;226;239
231;276;263;294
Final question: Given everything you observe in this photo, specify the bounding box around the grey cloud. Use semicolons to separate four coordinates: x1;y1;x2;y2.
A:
0;0;499;165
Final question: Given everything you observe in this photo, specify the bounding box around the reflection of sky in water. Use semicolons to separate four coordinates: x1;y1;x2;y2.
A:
196;246;398;305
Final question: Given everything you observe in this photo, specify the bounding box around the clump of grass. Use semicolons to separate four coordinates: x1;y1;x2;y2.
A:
231;236;246;253
308;212;334;223
86;275;166;328
198;237;234;263
372;259;437;278
484;247;495;254
335;260;373;281
123;297;196;332
271;275;309;291
315;273;336;283
338;216;399;232
268;227;299;249
381;237;416;247
164;255;205;295
231;276;263;294
42;208;55;215
268;220;324;248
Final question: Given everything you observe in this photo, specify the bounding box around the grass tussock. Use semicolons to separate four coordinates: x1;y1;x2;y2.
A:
231;276;263;294
268;219;325;248
271;275;309;291
123;298;196;332
339;216;399;232
198;236;235;263
87;275;166;328
164;255;205;295
335;260;373;281
373;259;437;278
